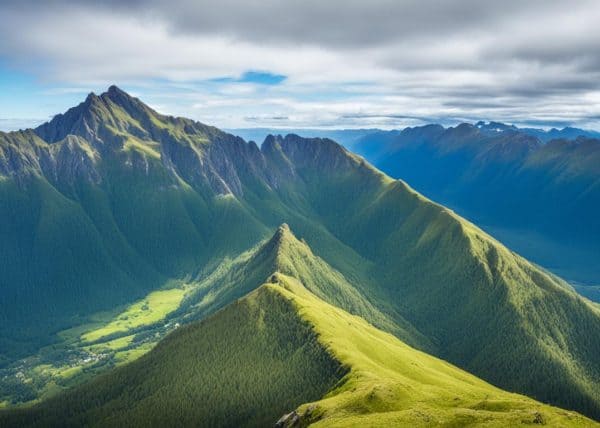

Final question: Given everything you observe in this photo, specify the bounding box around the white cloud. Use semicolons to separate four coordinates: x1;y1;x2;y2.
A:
0;0;599;129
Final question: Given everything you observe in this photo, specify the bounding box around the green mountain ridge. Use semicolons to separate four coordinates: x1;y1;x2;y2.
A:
353;124;600;290
1;241;595;426
0;282;346;428
273;274;595;427
180;224;430;351
1;87;599;420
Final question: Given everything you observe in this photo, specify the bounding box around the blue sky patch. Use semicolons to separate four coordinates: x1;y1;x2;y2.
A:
240;71;286;85
211;71;286;85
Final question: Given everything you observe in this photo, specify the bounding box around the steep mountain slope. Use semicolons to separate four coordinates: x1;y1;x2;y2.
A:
0;284;346;428
274;276;595;427
354;123;600;291
272;135;600;418
181;224;428;349
0;87;270;359
1;273;595;427
0;225;380;408
1;87;600;419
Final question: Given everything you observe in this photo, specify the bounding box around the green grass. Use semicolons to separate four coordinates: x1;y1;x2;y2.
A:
113;342;155;365
1;279;595;427
81;287;187;343
0;285;345;428
53;366;82;379
0;280;191;408
353;125;600;299
123;136;161;159
33;364;84;380
183;224;426;348
279;145;600;419
85;335;135;352
267;276;596;427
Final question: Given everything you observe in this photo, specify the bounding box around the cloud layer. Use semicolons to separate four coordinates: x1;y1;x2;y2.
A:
1;0;599;129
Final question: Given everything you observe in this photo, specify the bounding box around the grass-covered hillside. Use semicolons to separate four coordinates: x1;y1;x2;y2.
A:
1;87;600;420
275;276;596;427
1;276;596;427
180;224;429;350
0;285;346;428
353;123;600;291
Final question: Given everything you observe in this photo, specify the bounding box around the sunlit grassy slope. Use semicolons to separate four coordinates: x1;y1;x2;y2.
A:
277;140;600;418
0;284;346;428
1;278;595;427
0;282;192;407
273;276;596;427
81;287;186;342
184;224;430;350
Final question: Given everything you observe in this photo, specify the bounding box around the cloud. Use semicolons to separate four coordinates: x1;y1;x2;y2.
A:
0;118;47;131
0;0;599;130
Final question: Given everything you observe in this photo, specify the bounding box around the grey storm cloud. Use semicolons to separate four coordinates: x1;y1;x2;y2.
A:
96;0;549;46
1;1;598;71
2;0;596;51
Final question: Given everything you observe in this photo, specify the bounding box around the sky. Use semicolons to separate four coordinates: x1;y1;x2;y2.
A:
1;0;600;131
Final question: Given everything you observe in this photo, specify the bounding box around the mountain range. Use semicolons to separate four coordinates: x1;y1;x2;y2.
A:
227;128;377;149
1;87;599;426
473;121;600;142
2;225;598;427
231;122;600;296
351;123;600;300
230;122;600;151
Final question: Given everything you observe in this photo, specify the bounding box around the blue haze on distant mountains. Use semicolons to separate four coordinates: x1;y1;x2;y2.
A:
352;122;600;301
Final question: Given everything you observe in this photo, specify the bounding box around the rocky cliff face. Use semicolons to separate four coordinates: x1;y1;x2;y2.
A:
0;131;100;186
1;87;355;198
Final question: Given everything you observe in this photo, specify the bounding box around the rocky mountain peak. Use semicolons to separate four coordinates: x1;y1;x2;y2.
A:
275;133;358;172
265;223;295;252
272;223;292;242
107;84;126;96
34;95;98;143
84;91;101;104
101;85;149;119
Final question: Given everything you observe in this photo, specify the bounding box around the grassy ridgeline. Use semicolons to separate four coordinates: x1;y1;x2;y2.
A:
1;279;596;427
275;276;596;427
0;287;345;428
